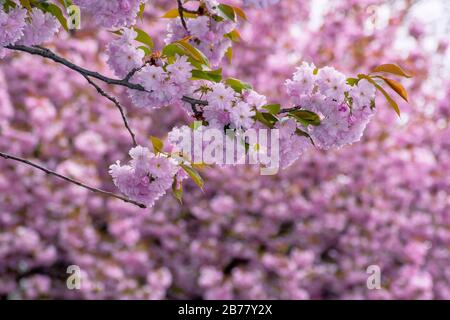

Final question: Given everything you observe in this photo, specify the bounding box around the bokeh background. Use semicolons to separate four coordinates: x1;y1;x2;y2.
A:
1;0;450;299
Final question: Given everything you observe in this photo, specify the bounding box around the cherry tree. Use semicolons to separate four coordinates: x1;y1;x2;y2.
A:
1;0;409;209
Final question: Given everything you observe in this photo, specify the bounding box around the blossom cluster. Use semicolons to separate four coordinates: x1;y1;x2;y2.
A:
0;8;59;57
165;11;236;66
73;0;147;28
128;54;194;109
286;62;376;149
107;28;145;78
109;146;182;207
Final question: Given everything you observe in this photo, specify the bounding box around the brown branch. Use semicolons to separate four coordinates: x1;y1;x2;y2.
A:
279;106;302;113
0;151;147;209
82;74;138;147
7;45;147;91
5;45;210;112
177;0;189;32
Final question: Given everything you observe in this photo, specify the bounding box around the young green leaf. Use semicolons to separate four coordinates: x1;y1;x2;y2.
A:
225;78;252;93
376;76;408;102
138;3;145;20
225;47;233;63
218;4;236;22
37;3;69;32
134;27;154;51
372;64;412;78
262;104;281;115
224;30;241;42
172;178;183;203
232;6;247;21
19;0;32;11
180;164;204;189
358;74;401;116
289;110;321;126
254;111;278;128
175;40;210;67
191;69;223;83
137;46;151;56
150;136;164;154
346;77;359;86
375;83;401;116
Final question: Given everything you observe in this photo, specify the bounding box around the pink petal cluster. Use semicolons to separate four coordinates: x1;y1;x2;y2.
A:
73;0;147;28
17;8;59;46
128;55;193;109
277;118;311;168
286;62;376;149
166;15;235;67
0;8;27;57
109;146;179;207
106;28;144;78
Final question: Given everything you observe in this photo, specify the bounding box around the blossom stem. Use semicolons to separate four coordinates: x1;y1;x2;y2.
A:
0;151;147;209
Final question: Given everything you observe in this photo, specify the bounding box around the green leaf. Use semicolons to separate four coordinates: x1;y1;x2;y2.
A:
37;3;68;32
295;128;315;145
150;136;164;154
189;121;204;130
19;0;32;11
375;83;401;116
137;45;151;56
232;6;247;21
57;0;73;8
262;104;281;115
176;40;210;67
346;77;359;86
134;27;154;51
372;64;412;78
254;111;278;128
172;178;183;203
289;110;321;126
138;2;145;20
180;164;204;189
225;78;252;93
218;4;236;22
191;69;222;83
224;29;241;42
375;76;408;102
359;74;400;116
3;0;17;11
225;47;233;63
163;43;206;69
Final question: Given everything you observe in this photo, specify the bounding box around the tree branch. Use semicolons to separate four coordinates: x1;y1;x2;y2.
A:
177;0;189;32
82;74;138;147
7;45;147;91
5;45;211;112
0;151;147;209
279;106;302;113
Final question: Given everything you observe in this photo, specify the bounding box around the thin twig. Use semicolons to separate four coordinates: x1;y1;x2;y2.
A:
82;74;138;147
279;106;302;113
0;151;147;209
177;0;189;32
123;62;149;82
